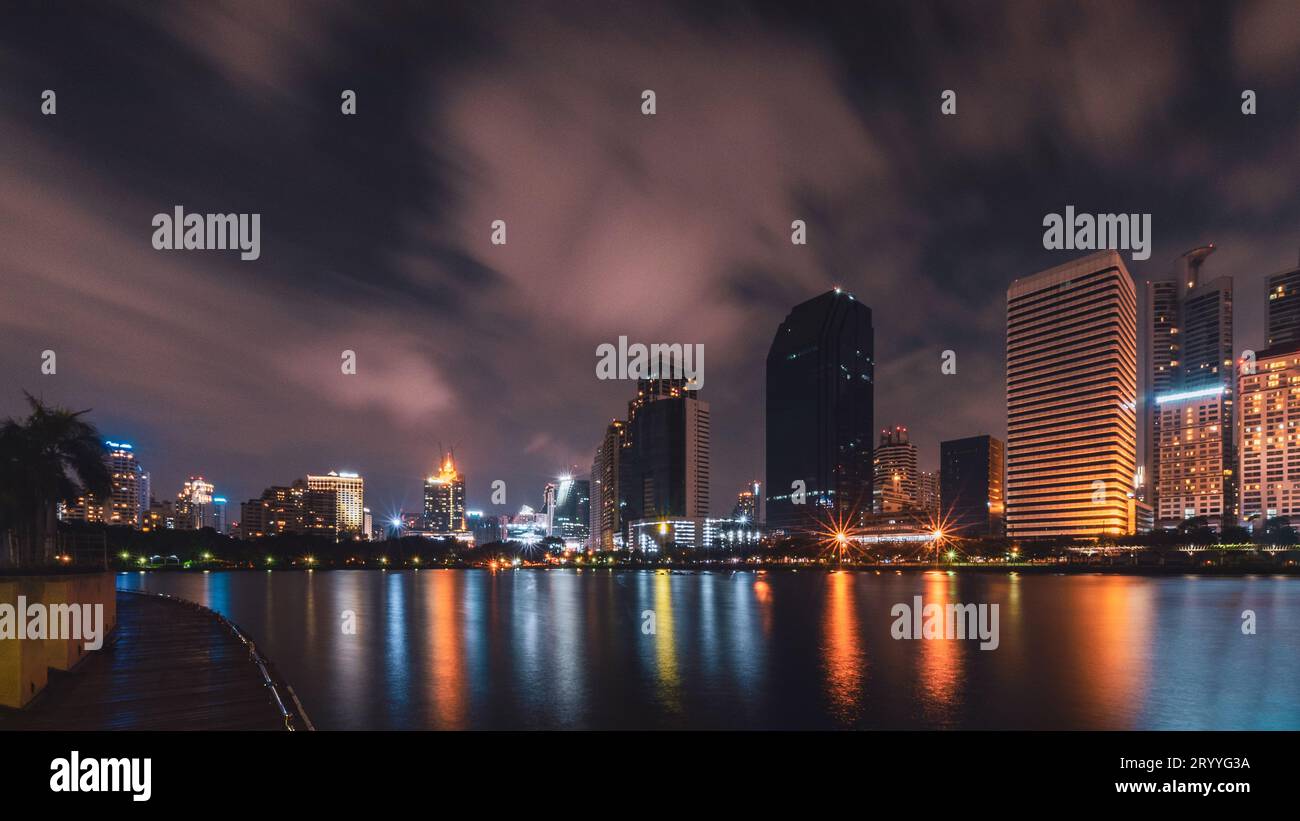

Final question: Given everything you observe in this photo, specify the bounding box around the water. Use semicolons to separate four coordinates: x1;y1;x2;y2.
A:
115;568;1300;730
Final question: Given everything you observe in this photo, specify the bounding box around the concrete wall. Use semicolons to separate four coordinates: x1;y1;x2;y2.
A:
0;573;117;708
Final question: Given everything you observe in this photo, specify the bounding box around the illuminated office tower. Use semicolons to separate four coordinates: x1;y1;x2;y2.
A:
1006;251;1137;538
765;288;874;531
1239;348;1300;525
308;471;365;536
422;455;466;534
1144;246;1235;530
589;420;626;550
872;426;918;513
176;477;215;530
546;475;590;547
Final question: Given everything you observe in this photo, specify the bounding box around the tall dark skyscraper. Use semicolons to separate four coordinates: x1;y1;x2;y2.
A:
765;288;874;532
940;435;1005;537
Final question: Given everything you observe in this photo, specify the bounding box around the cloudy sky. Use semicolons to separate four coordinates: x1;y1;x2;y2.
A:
2;0;1299;520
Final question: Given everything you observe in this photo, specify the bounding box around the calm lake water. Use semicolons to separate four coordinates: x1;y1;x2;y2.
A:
116;568;1300;730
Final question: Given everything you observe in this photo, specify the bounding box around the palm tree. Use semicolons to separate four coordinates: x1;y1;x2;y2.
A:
0;392;111;567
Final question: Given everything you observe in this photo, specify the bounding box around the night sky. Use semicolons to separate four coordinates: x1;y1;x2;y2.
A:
2;1;1299;520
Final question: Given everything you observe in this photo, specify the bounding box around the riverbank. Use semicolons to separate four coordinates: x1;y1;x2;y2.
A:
111;561;1300;576
0;589;310;730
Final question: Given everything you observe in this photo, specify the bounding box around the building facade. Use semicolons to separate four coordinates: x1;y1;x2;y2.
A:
872;426;918;513
1006;251;1137;538
939;435;1005;537
422;454;466;534
589;420;625;551
307;471;365;537
1239;347;1300;525
765;289;874;531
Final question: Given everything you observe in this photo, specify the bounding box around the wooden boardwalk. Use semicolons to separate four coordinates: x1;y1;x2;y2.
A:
0;590;306;731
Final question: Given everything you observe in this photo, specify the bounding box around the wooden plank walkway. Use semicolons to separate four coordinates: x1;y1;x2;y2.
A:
0;590;301;731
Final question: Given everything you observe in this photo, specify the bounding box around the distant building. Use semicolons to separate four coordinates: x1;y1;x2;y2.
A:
733;480;761;524
1006;252;1137;538
625;516;761;552
1266;254;1300;350
212;497;228;535
766;289;874;531
308;471;365;538
917;470;940;518
546;476;590;548
618;377;711;534
873;426;918;514
940;435;1005;537
422;454;466;535
176;477;215;530
1145;245;1235;530
590;420;626;550
1239;347;1300;526
142;499;176;532
503;505;548;546
59;439;146;527
104;441;146;527
467;510;500;545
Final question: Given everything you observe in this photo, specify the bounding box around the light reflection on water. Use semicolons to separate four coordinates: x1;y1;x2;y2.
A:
115;569;1300;730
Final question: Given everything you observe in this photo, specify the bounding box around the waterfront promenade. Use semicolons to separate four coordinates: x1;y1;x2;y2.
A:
0;590;309;731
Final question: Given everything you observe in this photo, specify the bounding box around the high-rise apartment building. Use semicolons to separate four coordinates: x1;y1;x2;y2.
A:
1006;251;1137;538
308;471;365;537
1239;348;1300;524
176;477;215;530
872;426;918;513
765;289;874;531
1144;245;1236;530
590;420;626;550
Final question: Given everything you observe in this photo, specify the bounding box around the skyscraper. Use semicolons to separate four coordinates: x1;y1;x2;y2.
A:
1265;254;1300;350
422;455;466;534
308;471;365;537
590;420;626;551
104;441;146;527
1239;347;1300;524
917;470;940;518
176;477;215;530
1144;245;1236;530
732;479;761;523
940;435;1005;537
872;426;918;513
765;288;874;531
1006;251;1137;538
546;475;590;547
618;377;711;528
